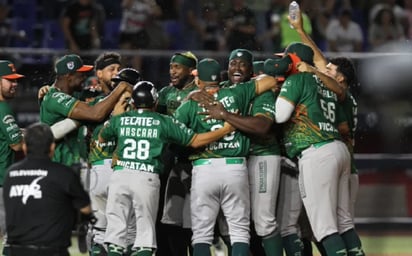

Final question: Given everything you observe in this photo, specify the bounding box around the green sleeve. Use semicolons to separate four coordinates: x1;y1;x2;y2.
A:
250;91;276;119
174;100;193;126
231;80;258;113
0;103;22;145
163;115;196;146
99;117;117;142
41;89;80;125
278;75;303;105
157;86;171;108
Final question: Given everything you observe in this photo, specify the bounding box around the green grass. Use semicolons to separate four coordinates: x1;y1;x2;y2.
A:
2;234;412;256
360;235;412;254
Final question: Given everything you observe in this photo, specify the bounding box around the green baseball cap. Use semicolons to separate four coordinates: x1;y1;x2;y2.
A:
197;58;221;82
0;60;24;79
264;56;293;81
55;54;93;75
253;61;264;75
229;49;253;65
282;42;314;65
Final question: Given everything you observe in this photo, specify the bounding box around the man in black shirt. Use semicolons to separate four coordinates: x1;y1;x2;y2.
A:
3;122;92;256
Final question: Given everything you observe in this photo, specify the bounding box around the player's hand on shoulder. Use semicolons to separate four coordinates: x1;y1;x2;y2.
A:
185;89;214;104
38;85;51;100
199;101;228;121
296;61;315;73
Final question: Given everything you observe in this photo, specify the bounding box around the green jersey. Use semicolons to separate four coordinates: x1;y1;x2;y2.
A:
219;80;233;89
248;91;281;156
279;73;345;158
342;91;358;174
157;81;197;115
175;80;258;160
40;87;81;167
222;81;280;156
87;96;117;164
0;102;22;184
99;109;196;174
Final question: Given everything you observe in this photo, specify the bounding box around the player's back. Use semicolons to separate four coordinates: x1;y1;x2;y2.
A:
279;72;344;158
101;109;195;174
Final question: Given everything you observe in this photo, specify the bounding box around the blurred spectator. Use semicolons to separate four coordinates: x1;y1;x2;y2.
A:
259;0;282;52
404;0;412;39
325;8;364;52
119;0;162;70
368;7;405;50
246;0;271;51
157;0;179;20
304;0;344;51
266;0;312;51
179;0;203;50
0;3;26;47
61;0;105;55
43;0;71;20
97;0;122;19
281;0;312;50
199;2;225;51
223;0;257;51
369;0;406;27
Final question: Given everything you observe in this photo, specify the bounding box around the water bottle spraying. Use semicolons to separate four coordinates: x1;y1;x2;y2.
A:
289;1;300;29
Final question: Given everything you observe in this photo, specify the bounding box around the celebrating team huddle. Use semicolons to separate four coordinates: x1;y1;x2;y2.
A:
0;9;366;256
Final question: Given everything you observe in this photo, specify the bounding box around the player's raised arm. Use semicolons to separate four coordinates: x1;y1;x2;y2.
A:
289;9;328;70
254;74;278;95
296;61;345;101
69;81;132;122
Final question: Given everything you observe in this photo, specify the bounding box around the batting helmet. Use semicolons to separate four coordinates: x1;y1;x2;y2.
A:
131;81;158;108
111;68;141;86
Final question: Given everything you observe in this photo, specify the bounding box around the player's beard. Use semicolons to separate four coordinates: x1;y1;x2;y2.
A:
173;75;193;89
1;87;16;100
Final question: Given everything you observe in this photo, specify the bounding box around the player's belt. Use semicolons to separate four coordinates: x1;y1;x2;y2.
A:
312;139;334;149
91;159;112;166
193;157;245;166
298;139;334;158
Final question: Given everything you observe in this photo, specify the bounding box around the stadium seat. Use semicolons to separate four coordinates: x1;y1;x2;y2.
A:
9;18;34;48
162;20;183;50
102;19;120;49
11;0;36;21
42;20;66;49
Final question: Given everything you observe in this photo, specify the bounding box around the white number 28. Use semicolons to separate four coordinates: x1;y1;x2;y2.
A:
123;138;150;160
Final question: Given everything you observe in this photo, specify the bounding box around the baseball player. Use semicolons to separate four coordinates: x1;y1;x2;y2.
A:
174;58;279;256
87;64;141;254
44;54;140;255
0;60;24;255
157;51;198;256
290;11;364;255
99;80;234;256
218;49;261;255
262;56;305;256
205;54;285;256
265;55;310;256
39;54;131;168
274;42;354;256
